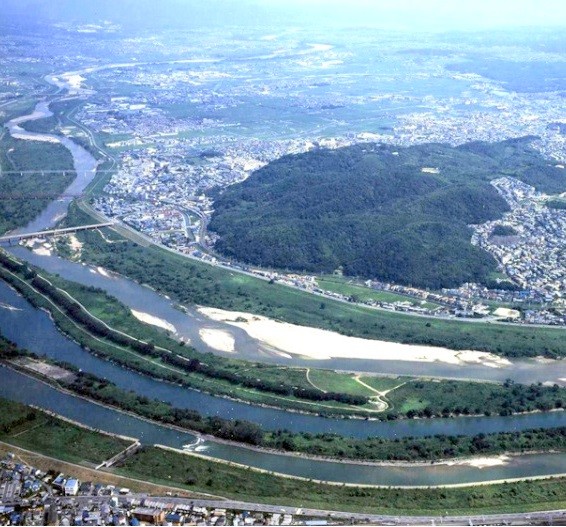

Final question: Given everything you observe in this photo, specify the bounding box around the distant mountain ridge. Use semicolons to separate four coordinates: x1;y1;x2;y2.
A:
209;138;565;289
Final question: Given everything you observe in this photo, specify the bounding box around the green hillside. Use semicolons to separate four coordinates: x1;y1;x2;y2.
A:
209;138;564;289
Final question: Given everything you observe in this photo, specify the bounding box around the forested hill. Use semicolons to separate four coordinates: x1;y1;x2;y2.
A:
209;138;564;289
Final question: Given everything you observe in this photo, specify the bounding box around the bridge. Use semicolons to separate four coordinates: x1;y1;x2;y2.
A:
0;222;114;244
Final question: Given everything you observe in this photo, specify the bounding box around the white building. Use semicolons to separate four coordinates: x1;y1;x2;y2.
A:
64;479;79;496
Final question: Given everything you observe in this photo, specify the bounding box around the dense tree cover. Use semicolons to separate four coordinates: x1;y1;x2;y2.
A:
385;379;565;418
546;199;566;210
210;138;566;288
491;225;518;236
70;372;265;446
268;427;566;462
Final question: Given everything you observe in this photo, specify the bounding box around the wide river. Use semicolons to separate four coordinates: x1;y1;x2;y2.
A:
1;80;565;486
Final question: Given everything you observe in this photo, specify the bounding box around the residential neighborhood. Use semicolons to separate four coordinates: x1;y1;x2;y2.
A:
1;453;317;526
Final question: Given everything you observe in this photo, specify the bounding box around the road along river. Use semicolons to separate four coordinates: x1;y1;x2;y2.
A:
1;76;566;487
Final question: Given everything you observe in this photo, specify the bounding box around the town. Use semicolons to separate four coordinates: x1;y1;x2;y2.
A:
0;452;325;527
2;28;565;329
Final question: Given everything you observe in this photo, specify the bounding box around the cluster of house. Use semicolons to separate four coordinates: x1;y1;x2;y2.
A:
472;177;566;324
1;453;332;526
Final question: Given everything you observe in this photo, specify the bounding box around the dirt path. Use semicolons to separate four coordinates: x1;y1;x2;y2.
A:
353;376;389;411
305;368;327;393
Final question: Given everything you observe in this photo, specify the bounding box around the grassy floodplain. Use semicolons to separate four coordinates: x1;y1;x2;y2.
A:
0;398;131;466
2;249;566;421
117;446;566;516
2;334;566;464
315;274;441;309
61;203;566;360
2;395;566;516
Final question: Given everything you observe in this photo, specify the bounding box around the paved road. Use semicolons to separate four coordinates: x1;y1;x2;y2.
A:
39;494;566;525
116;495;566;525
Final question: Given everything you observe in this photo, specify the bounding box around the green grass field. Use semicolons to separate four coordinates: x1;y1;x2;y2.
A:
306;369;375;397
116;446;566;516
358;375;410;393
0;398;130;465
317;275;440;309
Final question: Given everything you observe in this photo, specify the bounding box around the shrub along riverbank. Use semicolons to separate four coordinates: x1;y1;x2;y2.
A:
2;393;566;516
0;252;378;417
0;396;130;465
63;371;566;461
116;446;566;516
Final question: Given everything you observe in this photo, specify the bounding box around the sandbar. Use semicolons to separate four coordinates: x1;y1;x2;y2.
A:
198;307;511;368
443;455;511;469
199;328;236;353
131;309;177;333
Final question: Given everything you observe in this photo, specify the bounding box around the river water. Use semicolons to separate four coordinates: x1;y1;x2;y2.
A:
1;80;566;486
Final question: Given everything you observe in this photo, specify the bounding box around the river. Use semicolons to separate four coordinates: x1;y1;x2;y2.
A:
1;70;566;487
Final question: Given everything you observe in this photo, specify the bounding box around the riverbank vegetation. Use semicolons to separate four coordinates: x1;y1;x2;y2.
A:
61;204;566;359
117;446;566;516
2;249;566;422
2;336;566;463
54;369;566;462
0;397;130;465
2;395;566;516
0;133;75;234
0;254;377;416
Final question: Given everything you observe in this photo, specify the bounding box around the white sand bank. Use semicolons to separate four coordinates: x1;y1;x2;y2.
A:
444;455;511;469
131;309;176;333
197;307;511;368
0;302;22;312
199;328;236;353
88;266;114;279
68;234;83;256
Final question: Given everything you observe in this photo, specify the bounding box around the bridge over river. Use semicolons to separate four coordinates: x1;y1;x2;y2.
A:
0;222;114;244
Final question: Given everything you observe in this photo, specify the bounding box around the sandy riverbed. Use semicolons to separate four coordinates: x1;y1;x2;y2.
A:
131;309;177;333
198;307;511;368
30;242;54;256
199;328;236;353
444;455;511;468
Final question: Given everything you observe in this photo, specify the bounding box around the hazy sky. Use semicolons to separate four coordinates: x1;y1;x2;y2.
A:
3;0;566;31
